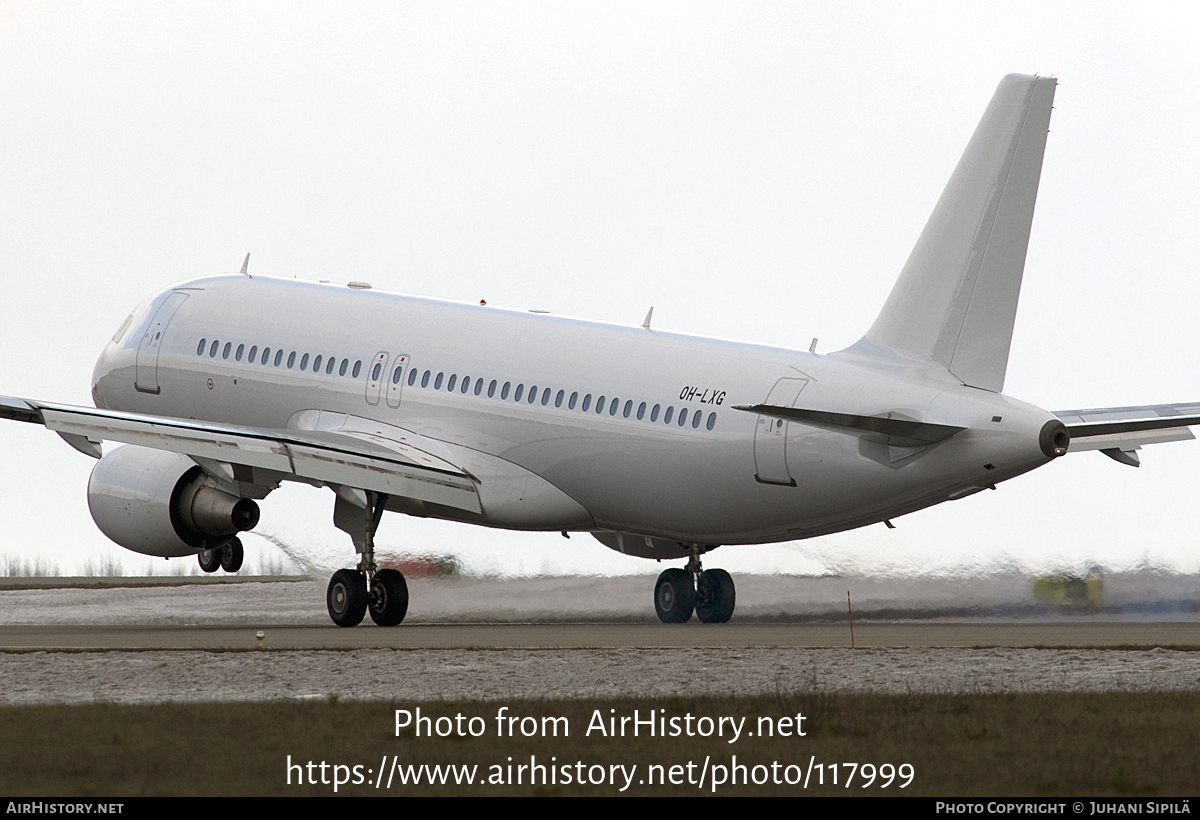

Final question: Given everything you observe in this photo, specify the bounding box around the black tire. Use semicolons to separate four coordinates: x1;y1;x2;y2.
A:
695;568;736;623
220;537;244;573
327;569;368;627
654;568;695;623
368;569;409;626
197;549;221;573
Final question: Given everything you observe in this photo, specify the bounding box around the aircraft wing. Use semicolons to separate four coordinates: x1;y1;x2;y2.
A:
0;395;482;512
1054;402;1200;466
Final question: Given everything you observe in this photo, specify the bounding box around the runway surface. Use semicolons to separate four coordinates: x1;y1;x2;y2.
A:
2;573;1199;704
4;621;1200;650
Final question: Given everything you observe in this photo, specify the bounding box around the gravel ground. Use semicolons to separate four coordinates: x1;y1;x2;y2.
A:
4;646;1200;704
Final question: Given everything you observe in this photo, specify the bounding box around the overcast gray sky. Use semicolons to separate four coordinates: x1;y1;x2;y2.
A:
2;2;1199;578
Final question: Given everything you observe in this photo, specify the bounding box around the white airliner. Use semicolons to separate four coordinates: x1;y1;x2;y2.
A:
3;74;1198;626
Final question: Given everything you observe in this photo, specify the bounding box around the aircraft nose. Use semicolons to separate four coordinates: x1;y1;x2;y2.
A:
90;338;131;410
91;347;113;408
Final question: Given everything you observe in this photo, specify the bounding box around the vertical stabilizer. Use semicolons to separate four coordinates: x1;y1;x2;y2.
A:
851;74;1056;392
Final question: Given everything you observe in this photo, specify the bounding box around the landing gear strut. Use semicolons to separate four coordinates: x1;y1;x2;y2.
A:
326;490;409;627
653;545;736;624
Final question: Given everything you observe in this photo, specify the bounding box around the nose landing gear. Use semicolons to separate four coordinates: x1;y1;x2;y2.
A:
197;536;244;574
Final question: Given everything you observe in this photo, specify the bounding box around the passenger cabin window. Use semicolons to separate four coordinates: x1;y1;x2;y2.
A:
197;339;207;356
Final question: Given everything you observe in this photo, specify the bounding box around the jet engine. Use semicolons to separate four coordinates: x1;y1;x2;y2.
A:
87;445;260;557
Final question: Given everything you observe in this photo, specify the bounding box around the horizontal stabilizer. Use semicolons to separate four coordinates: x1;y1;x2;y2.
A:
735;404;964;444
1055;402;1200;438
1055;402;1200;464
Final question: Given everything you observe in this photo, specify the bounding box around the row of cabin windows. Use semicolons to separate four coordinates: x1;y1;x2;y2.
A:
401;366;718;431
194;338;716;432
197;338;363;379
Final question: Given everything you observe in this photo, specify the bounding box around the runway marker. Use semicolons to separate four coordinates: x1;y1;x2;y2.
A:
847;591;854;649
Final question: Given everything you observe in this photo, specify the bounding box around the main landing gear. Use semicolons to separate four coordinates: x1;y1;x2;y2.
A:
326;490;409;627
654;545;736;624
197;536;244;574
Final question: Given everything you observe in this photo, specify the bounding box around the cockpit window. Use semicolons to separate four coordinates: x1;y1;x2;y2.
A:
112;315;134;345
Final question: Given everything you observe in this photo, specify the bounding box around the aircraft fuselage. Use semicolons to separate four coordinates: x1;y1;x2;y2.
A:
91;274;1057;548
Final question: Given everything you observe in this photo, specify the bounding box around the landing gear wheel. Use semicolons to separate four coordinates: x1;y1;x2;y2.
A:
197;549;221;573
695;568;736;623
654;568;695;624
220;537;244;573
327;569;368;627
368;569;409;626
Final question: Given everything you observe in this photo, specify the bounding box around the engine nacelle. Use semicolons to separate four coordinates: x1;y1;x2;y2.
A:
87;445;260;557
